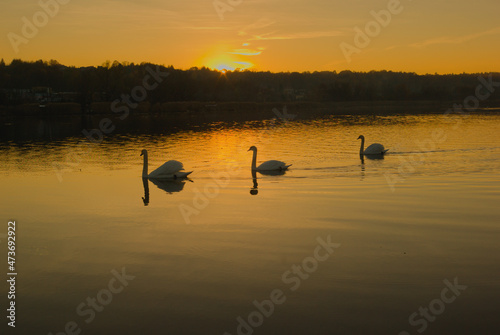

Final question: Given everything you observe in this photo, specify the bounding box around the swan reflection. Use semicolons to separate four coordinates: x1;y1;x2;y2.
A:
364;153;385;160
360;152;385;162
142;177;150;205
359;153;386;181
360;154;366;179
142;177;190;206
250;170;258;195
249;169;288;195
255;169;287;176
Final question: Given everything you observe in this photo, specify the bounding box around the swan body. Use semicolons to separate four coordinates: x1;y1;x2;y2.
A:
248;146;291;171
357;135;388;155
149;178;187;193
141;149;192;179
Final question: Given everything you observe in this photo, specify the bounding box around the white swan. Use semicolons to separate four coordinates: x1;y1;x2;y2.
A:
357;135;388;155
141;149;192;179
248;146;291;171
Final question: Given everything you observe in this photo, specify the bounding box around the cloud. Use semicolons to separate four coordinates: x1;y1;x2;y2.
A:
228;49;262;56
234;61;253;67
410;27;500;48
182;26;231;31
249;30;344;41
238;18;277;36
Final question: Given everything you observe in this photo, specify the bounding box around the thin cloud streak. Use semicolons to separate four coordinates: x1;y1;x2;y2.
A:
182;26;232;31
410;27;500;48
228;49;262;56
249;31;345;41
238;18;277;36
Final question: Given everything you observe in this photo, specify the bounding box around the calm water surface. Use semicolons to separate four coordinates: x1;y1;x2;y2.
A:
0;112;499;334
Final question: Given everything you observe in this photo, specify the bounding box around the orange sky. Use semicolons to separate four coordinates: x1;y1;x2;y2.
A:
1;0;499;74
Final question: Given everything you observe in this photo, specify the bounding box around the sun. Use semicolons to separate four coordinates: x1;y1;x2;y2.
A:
213;59;236;72
197;50;254;72
207;55;239;72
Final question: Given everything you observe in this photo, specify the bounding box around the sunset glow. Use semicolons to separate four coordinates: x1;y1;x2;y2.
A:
1;0;499;73
198;47;255;72
2;1;500;335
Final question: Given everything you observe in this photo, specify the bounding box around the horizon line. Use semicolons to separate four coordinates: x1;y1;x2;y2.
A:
2;58;499;76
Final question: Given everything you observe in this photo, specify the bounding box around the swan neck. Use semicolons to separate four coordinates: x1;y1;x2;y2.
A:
359;137;365;155
251;149;257;170
142;152;148;177
142;177;149;205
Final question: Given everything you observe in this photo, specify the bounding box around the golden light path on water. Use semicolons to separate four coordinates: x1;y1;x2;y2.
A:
0;113;499;334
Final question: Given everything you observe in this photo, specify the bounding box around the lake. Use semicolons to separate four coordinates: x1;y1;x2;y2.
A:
0;110;499;335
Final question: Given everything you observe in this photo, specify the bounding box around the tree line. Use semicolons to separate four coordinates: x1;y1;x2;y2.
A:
1;59;499;106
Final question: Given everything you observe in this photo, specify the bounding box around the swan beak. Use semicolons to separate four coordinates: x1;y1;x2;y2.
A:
140;152;143;156
357;136;361;140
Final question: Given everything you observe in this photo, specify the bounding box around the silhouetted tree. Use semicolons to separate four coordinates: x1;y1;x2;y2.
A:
1;59;499;107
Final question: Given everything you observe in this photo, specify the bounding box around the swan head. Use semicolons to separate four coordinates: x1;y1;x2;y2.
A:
140;149;147;156
247;146;257;152
357;135;364;140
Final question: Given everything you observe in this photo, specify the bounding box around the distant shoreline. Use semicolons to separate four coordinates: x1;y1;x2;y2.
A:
1;100;500;119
